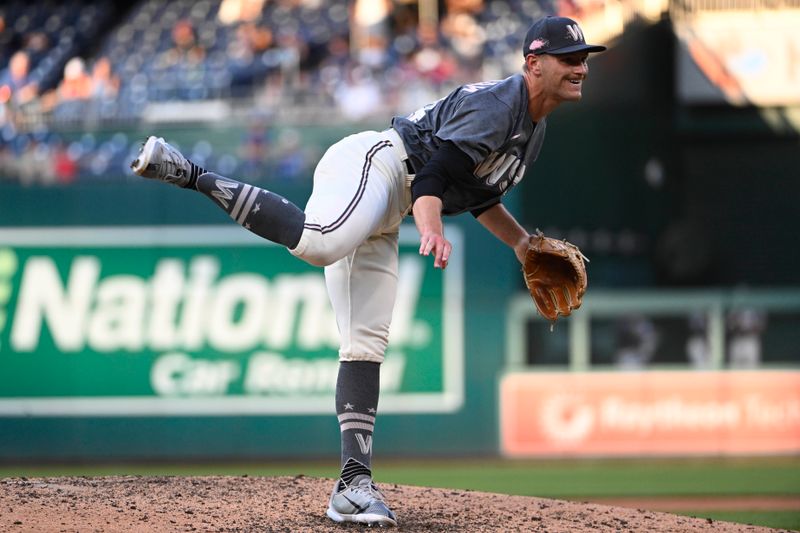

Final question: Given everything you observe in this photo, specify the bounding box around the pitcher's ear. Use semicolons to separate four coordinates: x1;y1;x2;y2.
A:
525;53;542;74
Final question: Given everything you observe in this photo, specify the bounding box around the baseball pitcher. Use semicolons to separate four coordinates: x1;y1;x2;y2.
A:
131;15;604;527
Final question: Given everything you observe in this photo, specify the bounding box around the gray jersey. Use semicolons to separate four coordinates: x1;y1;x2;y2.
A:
392;73;546;215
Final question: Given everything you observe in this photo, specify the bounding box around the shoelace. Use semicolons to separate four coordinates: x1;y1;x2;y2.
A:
352;479;386;502
159;147;186;181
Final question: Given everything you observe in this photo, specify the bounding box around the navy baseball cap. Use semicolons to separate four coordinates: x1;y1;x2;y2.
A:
522;16;607;56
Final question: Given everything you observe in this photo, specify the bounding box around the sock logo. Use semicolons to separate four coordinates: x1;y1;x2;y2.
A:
355;433;372;455
211;179;239;209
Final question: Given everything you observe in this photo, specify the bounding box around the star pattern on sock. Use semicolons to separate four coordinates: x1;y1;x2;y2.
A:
253;203;261;213
367;407;376;414
344;403;354;410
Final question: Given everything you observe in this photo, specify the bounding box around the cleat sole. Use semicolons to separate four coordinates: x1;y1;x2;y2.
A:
130;136;158;176
326;507;397;527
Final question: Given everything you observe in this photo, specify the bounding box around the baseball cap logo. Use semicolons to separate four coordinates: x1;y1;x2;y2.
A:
565;24;585;43
529;38;549;52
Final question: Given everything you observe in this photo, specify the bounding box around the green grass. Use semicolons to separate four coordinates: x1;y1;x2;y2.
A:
370;457;800;499
2;457;798;530
676;511;800;531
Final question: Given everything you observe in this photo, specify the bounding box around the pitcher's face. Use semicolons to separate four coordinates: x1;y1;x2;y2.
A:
539;52;590;102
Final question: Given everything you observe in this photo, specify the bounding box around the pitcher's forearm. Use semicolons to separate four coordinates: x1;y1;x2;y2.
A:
476;203;530;263
413;195;451;268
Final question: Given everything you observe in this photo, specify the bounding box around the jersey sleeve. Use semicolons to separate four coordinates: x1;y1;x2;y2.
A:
435;91;515;164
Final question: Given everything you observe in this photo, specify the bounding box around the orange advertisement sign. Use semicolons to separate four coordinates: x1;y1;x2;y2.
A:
500;371;800;457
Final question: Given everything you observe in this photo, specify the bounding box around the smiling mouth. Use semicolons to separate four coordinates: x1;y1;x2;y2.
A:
568;79;582;85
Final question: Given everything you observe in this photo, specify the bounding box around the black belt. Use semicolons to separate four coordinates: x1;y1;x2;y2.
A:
404;158;415;175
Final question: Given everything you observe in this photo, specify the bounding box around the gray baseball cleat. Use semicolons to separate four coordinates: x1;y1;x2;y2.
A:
326;475;397;527
130;136;192;187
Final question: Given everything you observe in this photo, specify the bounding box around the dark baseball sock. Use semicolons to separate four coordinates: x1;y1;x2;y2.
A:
339;458;371;488
195;172;305;249
336;361;380;483
185;162;207;190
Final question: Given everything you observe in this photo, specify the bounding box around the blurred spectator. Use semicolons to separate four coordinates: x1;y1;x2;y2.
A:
160;19;206;69
90;57;120;101
37;57;93;121
440;11;486;76
153;19;209;100
0;51;39;107
57;57;93;102
218;0;267;24
411;24;459;89
351;0;393;68
240;22;276;58
320;36;351;72
388;2;421;62
272;30;308;89
228;22;278;88
39;56;121;121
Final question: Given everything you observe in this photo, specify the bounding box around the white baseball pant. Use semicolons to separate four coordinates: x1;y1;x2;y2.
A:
290;129;413;363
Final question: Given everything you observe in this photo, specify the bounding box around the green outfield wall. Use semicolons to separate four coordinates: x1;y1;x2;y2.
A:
0;176;520;461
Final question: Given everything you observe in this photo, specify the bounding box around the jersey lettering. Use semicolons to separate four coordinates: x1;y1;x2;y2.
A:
462;81;499;94
407;104;433;123
475;152;526;188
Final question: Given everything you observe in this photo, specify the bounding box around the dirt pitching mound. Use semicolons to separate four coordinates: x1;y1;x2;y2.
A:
0;476;790;532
